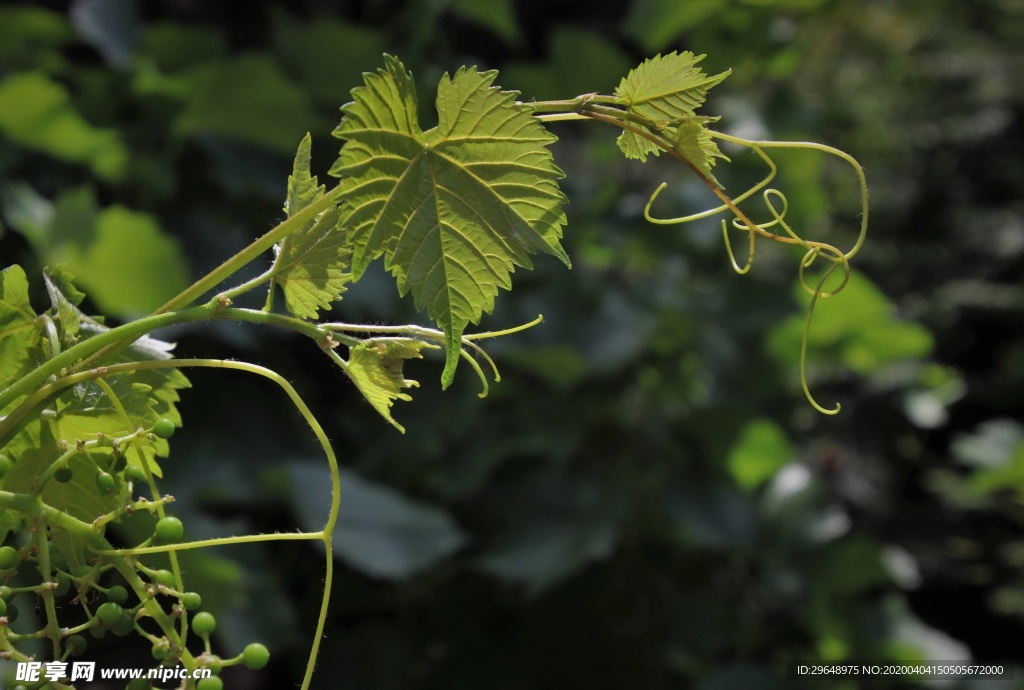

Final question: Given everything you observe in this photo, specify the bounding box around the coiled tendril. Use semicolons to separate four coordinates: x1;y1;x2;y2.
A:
644;133;869;415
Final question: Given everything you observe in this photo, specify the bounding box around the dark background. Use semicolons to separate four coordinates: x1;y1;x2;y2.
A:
2;0;1024;688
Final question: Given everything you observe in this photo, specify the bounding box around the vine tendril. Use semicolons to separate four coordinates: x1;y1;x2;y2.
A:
642;132;869;414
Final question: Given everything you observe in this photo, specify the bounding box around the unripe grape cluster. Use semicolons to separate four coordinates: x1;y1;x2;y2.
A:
0;418;271;688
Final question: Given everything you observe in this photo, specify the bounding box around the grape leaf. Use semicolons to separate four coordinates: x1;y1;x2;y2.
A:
2;425;124;566
285;132;325;217
44;264;86;346
270;208;352;319
331;55;569;388
54;326;190;477
42;274;190;477
269;133;352;319
614;51;730;163
0;265;41;398
343;338;438;433
673;119;729;188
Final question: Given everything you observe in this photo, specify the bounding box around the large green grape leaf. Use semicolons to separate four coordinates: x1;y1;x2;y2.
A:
269;133;352;319
343;339;437;433
614;51;730;164
331;55;570;387
0;265;41;398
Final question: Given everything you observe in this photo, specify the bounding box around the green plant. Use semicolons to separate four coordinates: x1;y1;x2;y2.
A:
0;52;866;688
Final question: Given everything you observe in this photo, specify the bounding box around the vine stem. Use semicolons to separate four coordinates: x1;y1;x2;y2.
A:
0;306;330;446
52;187;343;378
153;188;343;315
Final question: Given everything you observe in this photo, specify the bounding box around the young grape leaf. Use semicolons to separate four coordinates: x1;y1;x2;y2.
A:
614;51;730;163
343;338;438;433
0;265;41;397
673;119;729;188
285;132;325;217
331;55;570;388
270;133;352;319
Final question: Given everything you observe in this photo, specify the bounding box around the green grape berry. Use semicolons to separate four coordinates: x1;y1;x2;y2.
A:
96;471;115;493
153;569;176;588
96;601;126;628
0;545;19;569
110;452;128;473
0;585;12;601
242;642;270;670
124;465;147;483
54;574;71;596
197;677;223;690
112;614;135;636
0;597;7;616
191;611;216;636
151;418;176;439
154;516;184;544
54;466;73;483
50;549;68;571
66;634;87;656
151;643;168;661
181;591;202;611
107;585;129;605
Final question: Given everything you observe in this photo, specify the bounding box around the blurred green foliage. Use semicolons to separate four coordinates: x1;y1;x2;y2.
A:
1;0;1023;688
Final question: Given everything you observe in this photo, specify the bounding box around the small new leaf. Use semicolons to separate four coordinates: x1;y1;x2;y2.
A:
343;339;437;433
673;120;729;188
331;55;569;388
271;134;352;319
285;133;325;217
614;51;730;163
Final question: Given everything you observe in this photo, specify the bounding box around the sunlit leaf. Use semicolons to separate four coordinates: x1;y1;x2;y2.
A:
614;51;729;164
342;339;437;433
673;119;729;187
270;134;351;319
331;55;569;388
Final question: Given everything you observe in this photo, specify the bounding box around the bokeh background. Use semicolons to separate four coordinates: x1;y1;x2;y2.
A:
2;0;1024;688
